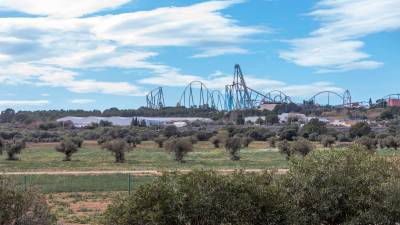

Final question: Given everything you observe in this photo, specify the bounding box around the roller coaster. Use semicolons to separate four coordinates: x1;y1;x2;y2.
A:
306;90;352;107
145;64;359;111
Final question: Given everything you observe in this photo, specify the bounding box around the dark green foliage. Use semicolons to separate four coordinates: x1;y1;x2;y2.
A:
300;118;327;138
282;148;400;225
278;124;299;141
277;140;291;160
225;136;242;161
163;125;179;138
268;137;277;148
245;127;275;141
241;136;253;148
101;138;130;163
0;176;54;225
99;120;113;127
320;135;336;147
102;171;286;225
349;121;371;138
236;114;245;125
355;136;377;151
0;139;26;160
265;113;279;125
55;137;81;161
164;137;193;162
210;136;221;148
154;136;166;148
195;131;213;141
290;138;314;157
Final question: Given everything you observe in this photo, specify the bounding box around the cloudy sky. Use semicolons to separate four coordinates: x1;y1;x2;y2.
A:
0;0;399;110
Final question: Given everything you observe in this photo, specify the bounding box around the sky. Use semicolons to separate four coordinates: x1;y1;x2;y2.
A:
0;0;399;110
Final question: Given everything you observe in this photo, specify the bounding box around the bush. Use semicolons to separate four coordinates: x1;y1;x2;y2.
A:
55;137;80;161
277;140;291;160
300;118;327;138
0;176;54;225
241;136;253;148
290;138;314;157
102;139;130;163
102;171;286;225
349;121;371;138
210;130;229;148
164;125;178;138
268;136;277;148
164;137;193;162
195;131;213;141
281;148;400;225
210;136;221;148
225;136;242;161
278;124;299;141
0;139;26;160
320;135;336;148
355;136;377;151
154;136;166;148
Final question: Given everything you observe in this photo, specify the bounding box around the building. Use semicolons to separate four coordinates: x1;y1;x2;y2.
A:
56;116;212;128
387;99;400;107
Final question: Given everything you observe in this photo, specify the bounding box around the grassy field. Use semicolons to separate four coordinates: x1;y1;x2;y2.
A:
0;141;289;172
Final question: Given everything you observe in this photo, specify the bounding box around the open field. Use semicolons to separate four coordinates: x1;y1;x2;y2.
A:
0;141;289;172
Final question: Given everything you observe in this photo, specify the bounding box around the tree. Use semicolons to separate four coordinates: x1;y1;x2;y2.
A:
300;118;327;138
0;176;54;225
210;136;221;148
278;124;299;141
102;138;130;163
320;135;336;148
0;139;26;160
163;125;178;138
255;117;265;125
55;137;81;161
210;129;229;148
290;138;314;157
355;136;377;151
154;136;166;148
277;140;291;160
225;136;242;161
236;114;245;125
164;137;193;162
241;136;253;148
349;121;371;138
282;147;400;225
265;113;279;125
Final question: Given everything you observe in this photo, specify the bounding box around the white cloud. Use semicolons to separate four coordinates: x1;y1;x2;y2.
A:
280;0;400;72
192;47;249;58
0;0;131;18
69;99;95;104
0;100;49;106
0;1;263;97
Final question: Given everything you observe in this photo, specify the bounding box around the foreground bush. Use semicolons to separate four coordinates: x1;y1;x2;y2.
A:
282;147;400;225
102;171;286;225
0;176;54;225
103;148;400;225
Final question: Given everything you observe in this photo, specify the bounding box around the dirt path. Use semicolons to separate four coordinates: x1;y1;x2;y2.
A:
1;169;289;176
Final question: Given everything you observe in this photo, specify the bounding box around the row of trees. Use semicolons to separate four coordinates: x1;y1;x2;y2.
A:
103;147;400;225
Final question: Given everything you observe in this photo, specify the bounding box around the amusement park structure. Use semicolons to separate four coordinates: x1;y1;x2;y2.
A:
146;87;165;109
145;64;359;111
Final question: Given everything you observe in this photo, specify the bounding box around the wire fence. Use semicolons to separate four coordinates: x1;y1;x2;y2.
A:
5;174;156;194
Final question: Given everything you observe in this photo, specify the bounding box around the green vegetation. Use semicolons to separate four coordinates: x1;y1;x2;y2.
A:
0;176;54;225
103;147;400;225
0;141;288;172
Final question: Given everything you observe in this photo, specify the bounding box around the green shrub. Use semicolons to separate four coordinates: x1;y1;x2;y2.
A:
102;171;286;225
282;148;400;225
225;137;242;161
0;176;54;225
320;135;336;148
164;137;193;162
55;137;80;161
154;136;166;148
0;138;26;160
290;138;314;157
349;121;371;138
102;138;130;163
354;136;377;151
277;140;291;160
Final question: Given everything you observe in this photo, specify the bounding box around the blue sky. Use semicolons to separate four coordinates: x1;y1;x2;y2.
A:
0;0;399;110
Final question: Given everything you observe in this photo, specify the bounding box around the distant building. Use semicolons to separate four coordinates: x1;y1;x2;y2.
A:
56;116;212;128
259;104;277;111
387;99;400;107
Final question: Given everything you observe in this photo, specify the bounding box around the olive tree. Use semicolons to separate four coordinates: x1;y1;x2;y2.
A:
55;137;81;161
225;136;242;161
320;135;336;148
277;140;292;160
0;139;26;160
164;137;193;162
102;138;130;163
290;138;314;157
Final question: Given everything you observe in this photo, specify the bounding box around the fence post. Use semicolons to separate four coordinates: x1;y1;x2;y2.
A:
24;175;27;191
128;174;132;195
